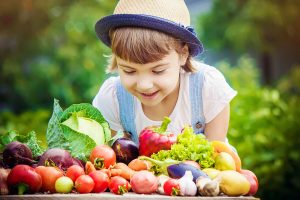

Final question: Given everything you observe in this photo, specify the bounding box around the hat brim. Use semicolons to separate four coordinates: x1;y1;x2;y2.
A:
95;14;203;56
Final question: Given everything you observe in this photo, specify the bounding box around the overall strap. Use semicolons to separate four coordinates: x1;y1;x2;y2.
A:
189;69;205;134
189;68;237;153
115;78;139;145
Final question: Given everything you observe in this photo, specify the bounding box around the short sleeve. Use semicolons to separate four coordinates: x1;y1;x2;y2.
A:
202;66;237;123
92;77;124;132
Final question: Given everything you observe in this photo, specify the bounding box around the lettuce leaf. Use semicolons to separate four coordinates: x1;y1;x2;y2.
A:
46;99;111;161
151;126;215;169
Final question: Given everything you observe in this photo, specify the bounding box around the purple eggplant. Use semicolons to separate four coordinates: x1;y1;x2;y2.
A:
112;138;139;164
167;163;208;182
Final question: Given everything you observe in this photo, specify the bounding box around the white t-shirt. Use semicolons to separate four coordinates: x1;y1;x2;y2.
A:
92;63;237;136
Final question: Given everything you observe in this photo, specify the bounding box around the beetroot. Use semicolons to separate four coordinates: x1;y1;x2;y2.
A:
130;170;158;194
37;148;75;171
3;141;36;168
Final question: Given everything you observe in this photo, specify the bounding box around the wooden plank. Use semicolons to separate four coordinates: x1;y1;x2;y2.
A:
1;193;259;200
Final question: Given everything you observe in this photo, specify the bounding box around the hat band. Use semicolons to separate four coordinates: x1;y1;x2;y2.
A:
179;24;197;36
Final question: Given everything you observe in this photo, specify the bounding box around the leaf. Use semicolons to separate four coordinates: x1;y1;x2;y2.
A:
46;99;70;149
24;131;44;157
60;103;111;142
46;99;111;161
60;125;96;161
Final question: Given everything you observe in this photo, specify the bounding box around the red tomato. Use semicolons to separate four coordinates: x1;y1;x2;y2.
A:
35;166;63;193
89;145;116;169
66;165;85;182
89;170;109;193
163;178;180;196
75;175;95;194
108;176;131;195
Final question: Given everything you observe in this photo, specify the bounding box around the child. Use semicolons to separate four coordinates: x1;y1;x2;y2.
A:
92;0;237;145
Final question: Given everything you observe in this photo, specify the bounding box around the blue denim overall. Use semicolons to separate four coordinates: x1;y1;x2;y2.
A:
115;70;205;146
115;69;237;153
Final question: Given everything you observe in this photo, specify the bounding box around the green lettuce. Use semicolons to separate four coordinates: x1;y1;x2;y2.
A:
46;99;111;161
151;126;215;169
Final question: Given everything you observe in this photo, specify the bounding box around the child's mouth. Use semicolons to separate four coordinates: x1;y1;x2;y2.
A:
140;91;159;99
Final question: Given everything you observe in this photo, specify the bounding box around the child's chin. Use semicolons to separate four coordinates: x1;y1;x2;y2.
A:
140;98;161;107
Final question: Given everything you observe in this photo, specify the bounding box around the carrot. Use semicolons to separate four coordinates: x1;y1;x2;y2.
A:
111;163;135;180
100;168;111;178
85;161;96;174
128;158;152;171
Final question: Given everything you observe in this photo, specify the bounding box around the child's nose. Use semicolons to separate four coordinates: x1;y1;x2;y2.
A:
136;77;154;91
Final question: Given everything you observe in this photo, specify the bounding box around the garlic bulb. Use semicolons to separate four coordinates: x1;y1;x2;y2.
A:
178;171;197;196
196;176;220;196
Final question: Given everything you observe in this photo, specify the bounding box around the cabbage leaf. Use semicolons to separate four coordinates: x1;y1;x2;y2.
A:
46;99;111;161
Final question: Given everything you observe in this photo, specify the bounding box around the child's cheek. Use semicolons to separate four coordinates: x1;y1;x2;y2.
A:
120;75;137;89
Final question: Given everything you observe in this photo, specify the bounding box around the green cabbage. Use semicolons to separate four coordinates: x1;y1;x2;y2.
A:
46;99;111;161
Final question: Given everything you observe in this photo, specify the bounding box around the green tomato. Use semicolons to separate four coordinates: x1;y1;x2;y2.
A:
55;176;74;193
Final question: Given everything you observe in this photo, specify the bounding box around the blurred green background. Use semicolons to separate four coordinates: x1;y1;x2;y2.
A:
0;0;299;199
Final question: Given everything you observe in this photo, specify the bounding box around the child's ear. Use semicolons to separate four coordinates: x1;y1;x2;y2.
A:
179;44;189;66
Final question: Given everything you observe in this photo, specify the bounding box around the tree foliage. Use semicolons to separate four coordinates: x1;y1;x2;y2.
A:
0;0;117;112
198;0;300;84
219;57;300;200
198;0;300;52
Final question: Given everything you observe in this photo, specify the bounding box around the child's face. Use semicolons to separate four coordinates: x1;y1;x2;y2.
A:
117;50;186;107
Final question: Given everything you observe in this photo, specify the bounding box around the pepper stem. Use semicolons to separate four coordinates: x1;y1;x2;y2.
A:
17;183;28;195
159;117;171;133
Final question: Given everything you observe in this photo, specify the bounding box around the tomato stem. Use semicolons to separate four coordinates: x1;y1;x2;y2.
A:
118;185;128;195
94;158;105;170
172;187;180;196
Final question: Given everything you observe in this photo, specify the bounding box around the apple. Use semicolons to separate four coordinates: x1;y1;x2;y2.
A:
240;169;259;195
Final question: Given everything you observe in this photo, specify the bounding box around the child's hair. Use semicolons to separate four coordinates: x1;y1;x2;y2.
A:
106;27;197;73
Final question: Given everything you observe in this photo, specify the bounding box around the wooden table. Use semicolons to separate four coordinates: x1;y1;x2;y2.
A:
1;193;259;200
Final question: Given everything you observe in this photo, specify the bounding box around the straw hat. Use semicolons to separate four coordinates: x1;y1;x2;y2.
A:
95;0;203;56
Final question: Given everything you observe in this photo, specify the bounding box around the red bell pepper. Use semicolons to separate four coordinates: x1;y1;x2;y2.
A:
7;165;42;195
139;117;177;156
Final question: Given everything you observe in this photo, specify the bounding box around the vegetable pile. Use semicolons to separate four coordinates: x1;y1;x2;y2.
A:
0;99;259;197
150;126;215;172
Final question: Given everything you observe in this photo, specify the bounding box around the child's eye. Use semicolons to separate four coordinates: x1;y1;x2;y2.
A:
123;70;135;74
153;70;165;74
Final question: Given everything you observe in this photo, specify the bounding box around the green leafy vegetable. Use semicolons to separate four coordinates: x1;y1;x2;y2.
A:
151;126;215;169
0;130;44;157
139;156;181;175
46;99;111;161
